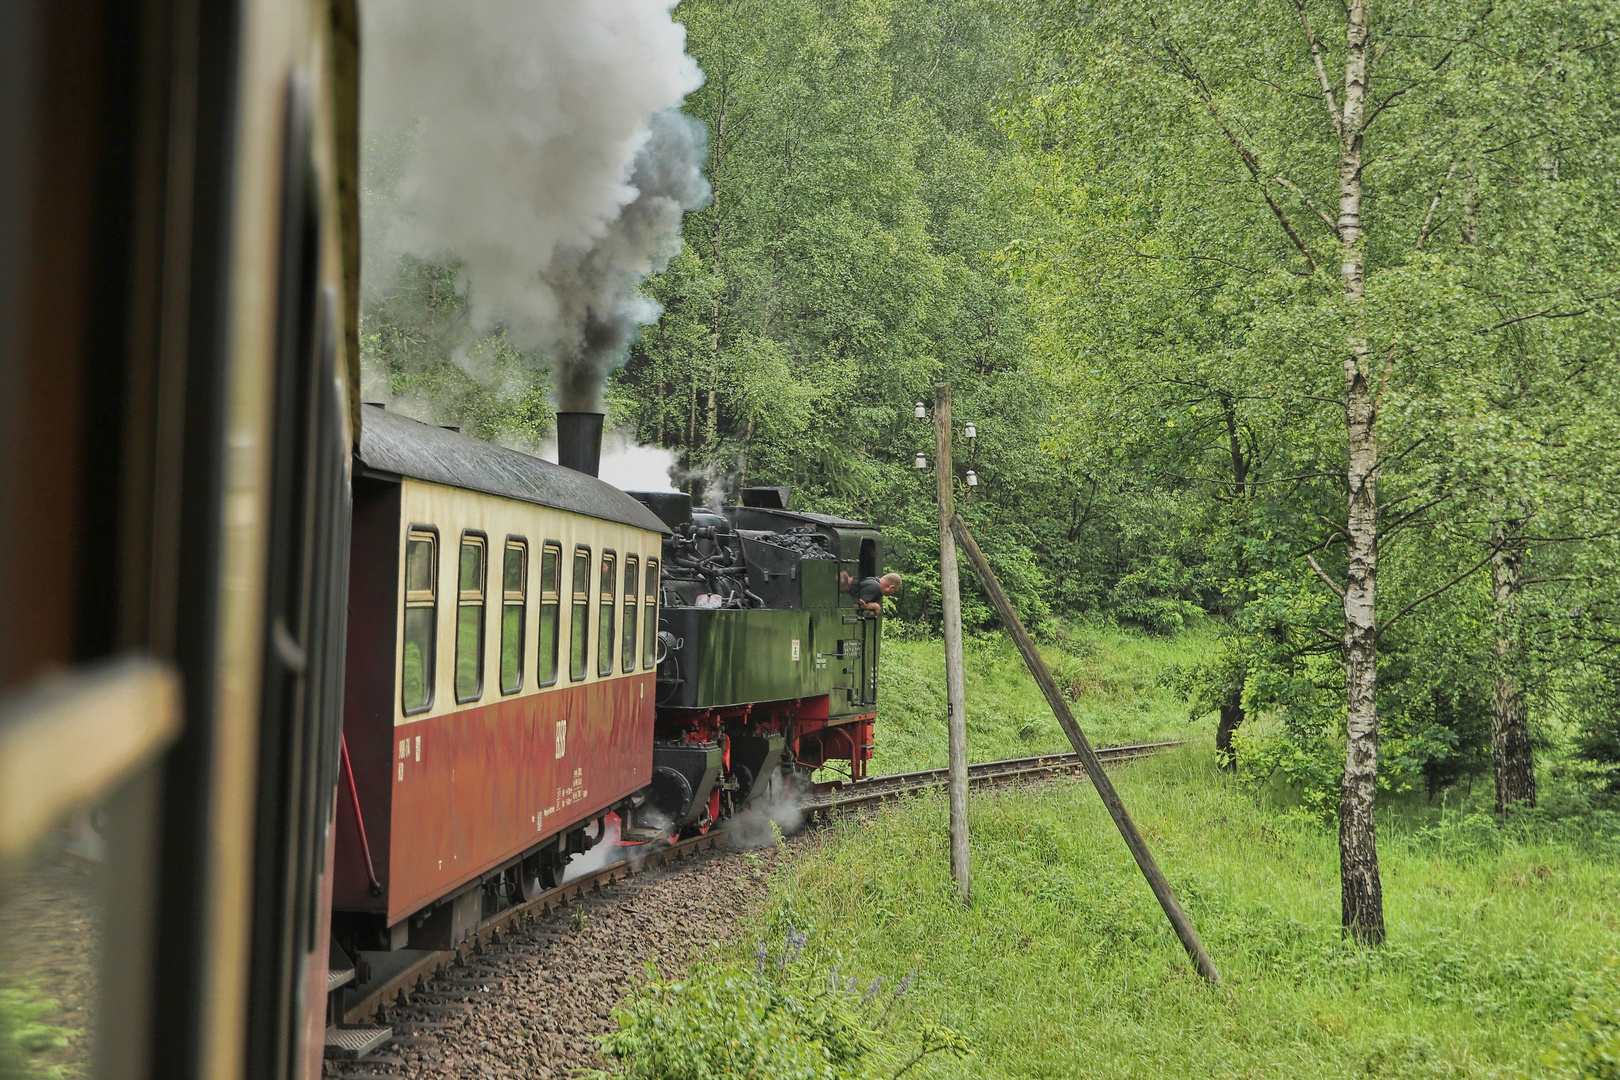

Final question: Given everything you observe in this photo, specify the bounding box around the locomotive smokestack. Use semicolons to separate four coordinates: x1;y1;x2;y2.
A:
556;412;604;477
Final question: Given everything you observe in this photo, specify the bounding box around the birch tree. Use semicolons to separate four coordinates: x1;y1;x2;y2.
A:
1010;0;1620;943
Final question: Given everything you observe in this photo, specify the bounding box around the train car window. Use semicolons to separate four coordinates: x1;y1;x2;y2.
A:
570;546;591;681
538;542;561;685
500;539;527;694
403;530;439;714
622;556;640;673
455;533;487;703
643;557;659;668
598;552;617;677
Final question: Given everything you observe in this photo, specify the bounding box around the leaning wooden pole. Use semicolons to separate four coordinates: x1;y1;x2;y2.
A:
935;384;971;904
948;514;1221;984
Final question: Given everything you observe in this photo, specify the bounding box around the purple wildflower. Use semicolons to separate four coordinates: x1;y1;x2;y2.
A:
778;927;808;968
755;940;768;976
863;977;885;1003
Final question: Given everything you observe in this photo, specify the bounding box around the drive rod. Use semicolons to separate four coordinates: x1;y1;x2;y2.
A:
947;513;1222;985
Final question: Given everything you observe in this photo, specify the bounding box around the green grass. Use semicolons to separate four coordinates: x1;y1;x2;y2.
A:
869;619;1216;774
709;624;1620;1078
751;747;1620;1078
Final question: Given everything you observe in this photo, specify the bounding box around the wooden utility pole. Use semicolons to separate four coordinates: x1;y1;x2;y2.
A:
935;383;970;905
949;514;1221;984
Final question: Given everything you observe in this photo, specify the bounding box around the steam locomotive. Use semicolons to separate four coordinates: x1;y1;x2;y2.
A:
328;407;884;1016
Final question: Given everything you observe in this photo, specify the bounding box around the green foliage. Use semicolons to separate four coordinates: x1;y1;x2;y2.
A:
585;930;968;1079
0;984;79;1080
1543;958;1620;1080
615;0;1167;633
1233;726;1344;825
359;251;557;446
1571;669;1620;794
1002;0;1620;801
1159;636;1246;724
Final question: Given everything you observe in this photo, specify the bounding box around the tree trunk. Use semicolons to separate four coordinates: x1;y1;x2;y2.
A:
1340;368;1383;945
706;296;720;450
1336;0;1384;947
1222;394;1248;501
1215;690;1244;770
1461;165;1479;247
704;71;728;456
1490;531;1536;814
656;361;665;443
687;382;697;487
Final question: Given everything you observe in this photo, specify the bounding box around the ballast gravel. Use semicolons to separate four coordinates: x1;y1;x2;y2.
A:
326;842;786;1080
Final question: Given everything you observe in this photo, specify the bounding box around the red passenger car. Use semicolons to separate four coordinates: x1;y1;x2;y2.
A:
332;407;668;957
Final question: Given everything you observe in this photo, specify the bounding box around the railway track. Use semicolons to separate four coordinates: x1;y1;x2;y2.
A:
330;739;1181;1060
802;740;1184;815
335;831;727;1033
328;840;774;1079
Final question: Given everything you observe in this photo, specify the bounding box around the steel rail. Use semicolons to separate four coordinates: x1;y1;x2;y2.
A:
342;739;1184;1026
803;740;1184;814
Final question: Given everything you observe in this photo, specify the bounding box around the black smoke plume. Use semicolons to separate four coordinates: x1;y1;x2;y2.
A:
361;0;709;413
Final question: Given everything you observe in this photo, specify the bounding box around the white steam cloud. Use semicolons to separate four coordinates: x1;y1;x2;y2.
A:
539;427;681;489
362;0;710;411
724;776;803;849
597;429;680;492
559;816;622;884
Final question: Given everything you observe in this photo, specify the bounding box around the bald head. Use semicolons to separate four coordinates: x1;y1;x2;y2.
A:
879;572;902;596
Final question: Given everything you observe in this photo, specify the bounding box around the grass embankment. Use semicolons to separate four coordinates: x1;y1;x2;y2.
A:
734;626;1620;1078
870;620;1215;773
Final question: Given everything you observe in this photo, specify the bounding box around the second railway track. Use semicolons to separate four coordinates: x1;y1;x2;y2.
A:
802;740;1185;815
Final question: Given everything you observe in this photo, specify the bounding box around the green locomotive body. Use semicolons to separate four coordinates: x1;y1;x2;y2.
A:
629;488;884;830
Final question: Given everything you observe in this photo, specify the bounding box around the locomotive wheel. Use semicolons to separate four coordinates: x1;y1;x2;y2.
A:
649;765;694;822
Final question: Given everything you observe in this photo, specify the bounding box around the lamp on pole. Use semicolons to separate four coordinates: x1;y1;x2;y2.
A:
962;420;979;506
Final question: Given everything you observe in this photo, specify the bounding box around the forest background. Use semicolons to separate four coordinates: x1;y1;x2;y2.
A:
361;0;1620;845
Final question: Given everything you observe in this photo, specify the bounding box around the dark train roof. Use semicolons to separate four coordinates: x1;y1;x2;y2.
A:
356;406;669;534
